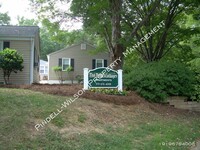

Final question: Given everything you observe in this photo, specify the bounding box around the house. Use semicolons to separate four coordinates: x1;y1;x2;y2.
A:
39;60;48;80
47;43;110;81
0;25;40;84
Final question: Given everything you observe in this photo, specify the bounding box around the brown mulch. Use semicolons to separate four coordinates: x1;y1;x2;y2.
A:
1;83;199;116
0;83;143;105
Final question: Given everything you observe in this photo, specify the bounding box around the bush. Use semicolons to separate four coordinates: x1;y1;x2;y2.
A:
90;88;128;96
189;58;200;102
0;48;24;84
52;66;64;84
75;75;83;84
124;61;195;102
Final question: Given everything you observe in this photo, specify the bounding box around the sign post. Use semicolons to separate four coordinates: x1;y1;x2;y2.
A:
83;68;89;90
83;67;123;91
118;69;123;91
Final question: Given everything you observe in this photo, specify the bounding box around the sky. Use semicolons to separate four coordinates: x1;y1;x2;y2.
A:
0;0;36;25
0;0;82;30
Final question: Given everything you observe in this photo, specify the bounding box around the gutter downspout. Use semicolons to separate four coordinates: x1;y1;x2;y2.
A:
47;55;50;80
30;37;34;84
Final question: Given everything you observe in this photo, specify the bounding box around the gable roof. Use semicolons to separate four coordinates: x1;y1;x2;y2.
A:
47;42;96;56
0;25;39;38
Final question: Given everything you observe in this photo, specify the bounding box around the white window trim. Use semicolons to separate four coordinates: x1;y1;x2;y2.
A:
96;59;104;68
44;66;48;74
62;58;71;71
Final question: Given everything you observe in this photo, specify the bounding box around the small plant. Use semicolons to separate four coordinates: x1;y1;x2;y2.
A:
0;48;24;84
90;88;128;96
66;66;74;84
75;75;83;84
78;114;87;123
52;66;74;84
52;66;64;84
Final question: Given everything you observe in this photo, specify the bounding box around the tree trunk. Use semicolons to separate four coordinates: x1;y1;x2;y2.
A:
3;70;10;85
109;0;125;69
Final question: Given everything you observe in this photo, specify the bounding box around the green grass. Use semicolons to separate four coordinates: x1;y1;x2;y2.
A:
0;88;199;150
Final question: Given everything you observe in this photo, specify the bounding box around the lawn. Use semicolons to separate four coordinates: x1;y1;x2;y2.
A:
0;88;199;150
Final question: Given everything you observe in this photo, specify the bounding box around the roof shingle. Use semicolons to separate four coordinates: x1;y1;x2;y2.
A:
0;25;39;37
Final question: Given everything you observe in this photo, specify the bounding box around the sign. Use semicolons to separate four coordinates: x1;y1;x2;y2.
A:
88;67;118;88
83;67;123;91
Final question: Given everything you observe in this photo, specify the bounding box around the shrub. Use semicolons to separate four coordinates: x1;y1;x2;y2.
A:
90;88;128;96
52;66;73;84
75;75;83;84
189;58;200;102
52;66;64;84
0;48;24;84
124;61;195;102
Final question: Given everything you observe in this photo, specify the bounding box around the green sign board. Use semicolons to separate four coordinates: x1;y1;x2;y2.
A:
88;67;118;88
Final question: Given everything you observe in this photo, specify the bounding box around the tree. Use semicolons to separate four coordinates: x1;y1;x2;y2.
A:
122;0;200;62
0;48;24;84
17;16;39;26
17;17;65;60
0;5;10;25
70;0;161;65
52;66;64;84
52;66;73;84
30;0;200;66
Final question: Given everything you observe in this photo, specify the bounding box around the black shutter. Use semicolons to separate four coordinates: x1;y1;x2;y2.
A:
58;58;62;67
92;59;96;69
3;41;10;49
104;59;107;67
71;58;74;71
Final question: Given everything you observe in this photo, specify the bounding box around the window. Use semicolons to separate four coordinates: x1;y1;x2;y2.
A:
3;41;10;49
40;70;44;74
62;58;71;71
92;59;107;69
40;66;45;74
45;66;48;74
58;58;74;71
81;43;86;50
0;41;10;51
40;65;48;74
96;59;104;68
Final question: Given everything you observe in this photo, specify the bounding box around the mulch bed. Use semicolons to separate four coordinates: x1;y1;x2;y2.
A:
1;83;199;116
0;83;144;105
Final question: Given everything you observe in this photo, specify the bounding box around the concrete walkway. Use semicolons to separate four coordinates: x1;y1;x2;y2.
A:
39;80;78;84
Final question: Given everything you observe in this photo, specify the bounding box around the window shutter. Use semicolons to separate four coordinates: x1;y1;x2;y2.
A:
3;41;10;49
71;58;74;71
58;58;62;67
92;59;96;69
104;59;107;67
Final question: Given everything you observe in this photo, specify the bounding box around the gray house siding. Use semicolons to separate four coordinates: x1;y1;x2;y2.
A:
0;40;31;84
0;26;40;84
48;43;110;80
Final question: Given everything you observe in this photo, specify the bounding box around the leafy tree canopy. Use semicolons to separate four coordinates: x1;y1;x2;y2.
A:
0;5;11;25
30;0;200;66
